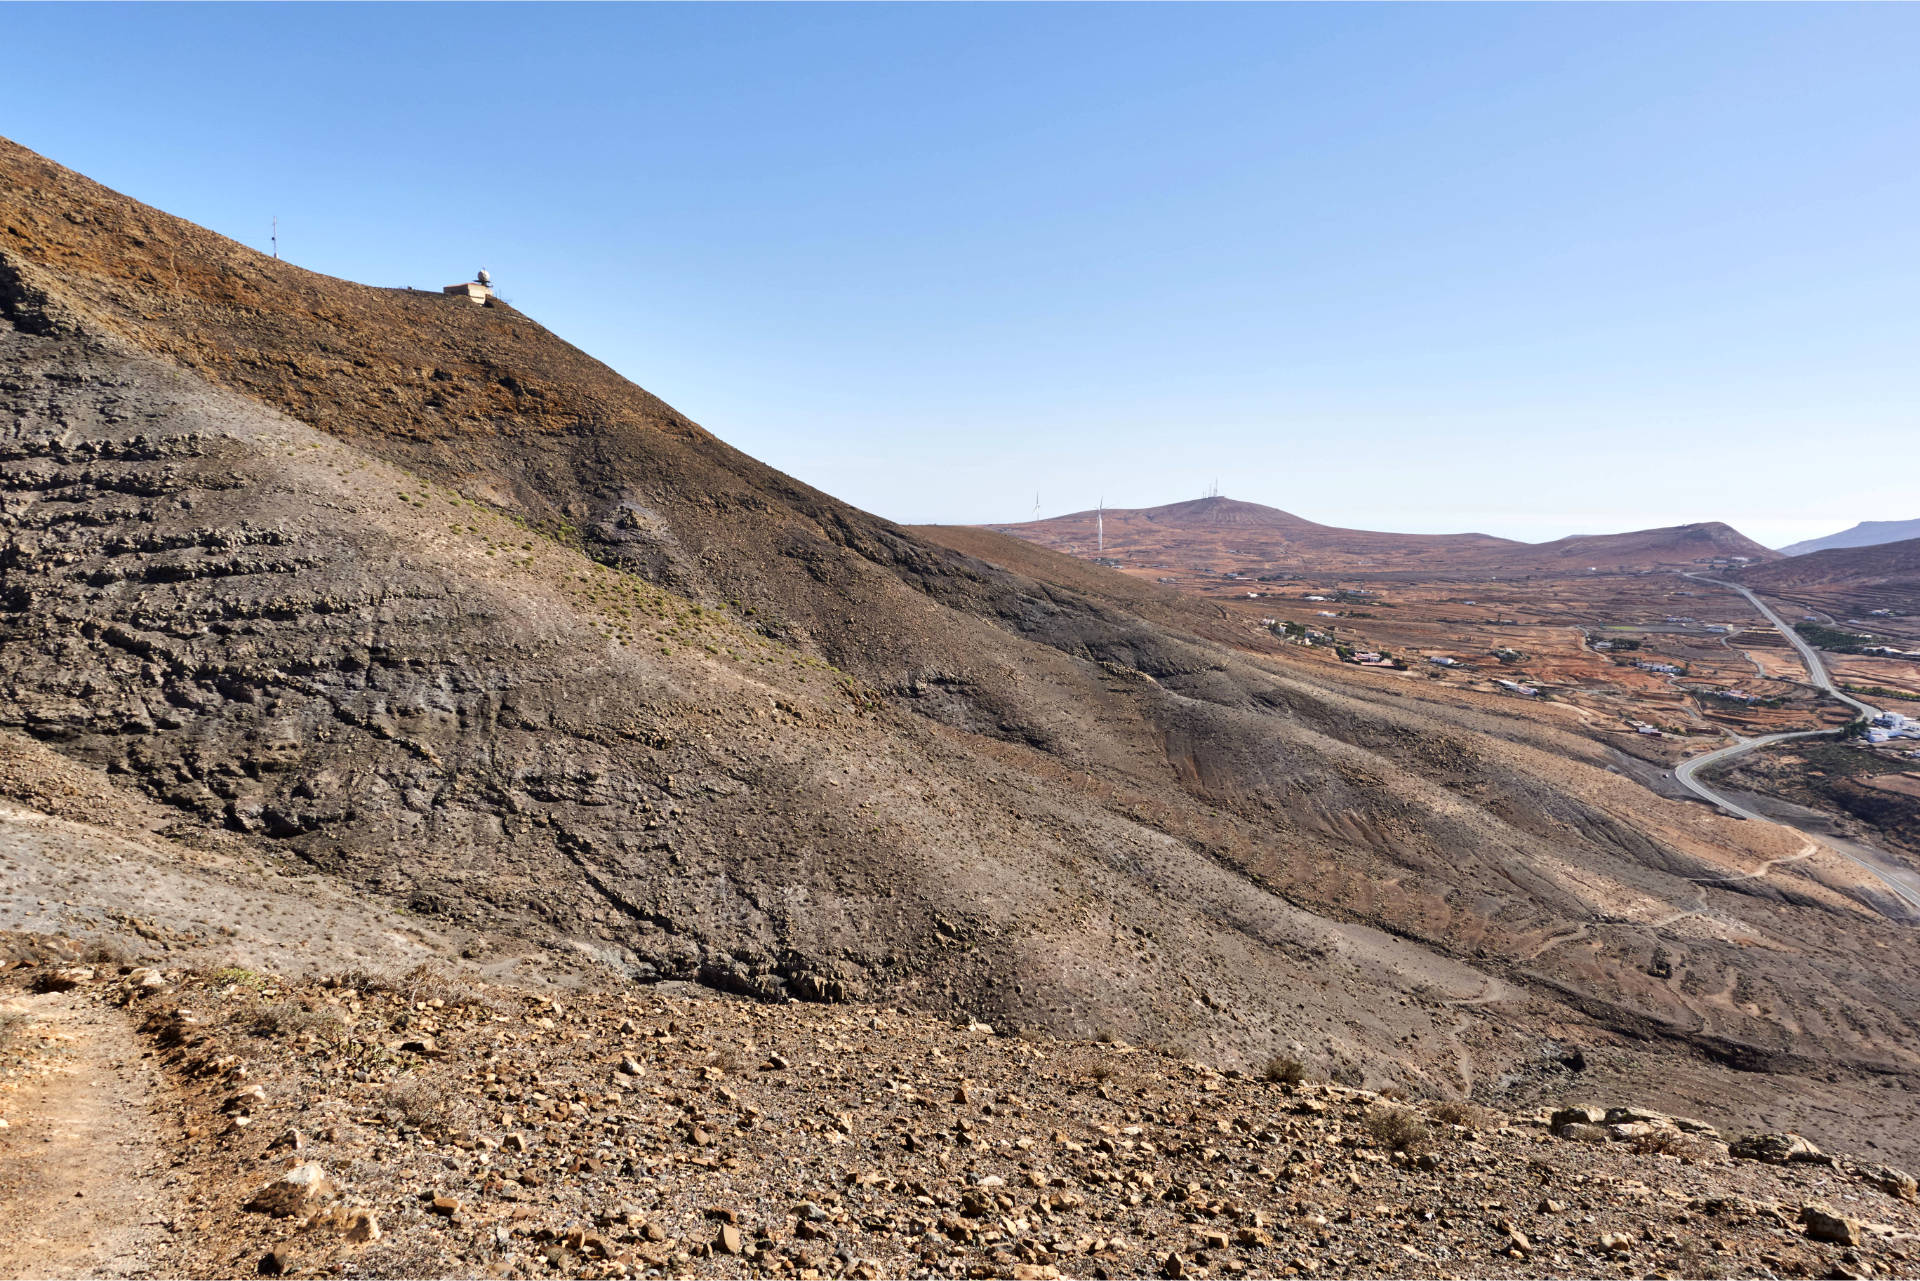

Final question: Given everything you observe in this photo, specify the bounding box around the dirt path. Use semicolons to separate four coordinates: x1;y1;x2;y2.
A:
0;989;178;1279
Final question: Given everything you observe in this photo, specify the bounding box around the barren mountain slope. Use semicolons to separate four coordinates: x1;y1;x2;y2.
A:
3;137;1917;1164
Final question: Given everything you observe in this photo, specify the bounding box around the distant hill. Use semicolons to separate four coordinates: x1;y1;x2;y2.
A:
989;496;1776;574
1780;518;1920;556
1738;536;1920;612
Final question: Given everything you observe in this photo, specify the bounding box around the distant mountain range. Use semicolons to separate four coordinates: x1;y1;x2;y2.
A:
988;495;1778;574
1779;518;1920;556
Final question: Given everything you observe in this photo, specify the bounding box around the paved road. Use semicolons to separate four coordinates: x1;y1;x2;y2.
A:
1684;573;1881;719
1672;729;1831;821
1668;577;1920;917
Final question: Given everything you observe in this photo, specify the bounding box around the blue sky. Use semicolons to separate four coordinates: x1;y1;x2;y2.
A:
5;3;1916;546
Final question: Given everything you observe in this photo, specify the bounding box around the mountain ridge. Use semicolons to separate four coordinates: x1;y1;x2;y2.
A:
991;496;1776;574
1781;518;1920;557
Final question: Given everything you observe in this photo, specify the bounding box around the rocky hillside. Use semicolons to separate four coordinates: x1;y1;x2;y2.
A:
5;942;1919;1281
3;133;1919;1180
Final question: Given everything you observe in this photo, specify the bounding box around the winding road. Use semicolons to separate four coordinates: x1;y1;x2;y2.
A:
1672;576;1920;917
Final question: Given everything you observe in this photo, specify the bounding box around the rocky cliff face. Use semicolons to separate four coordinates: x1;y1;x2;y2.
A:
3;135;1918;1167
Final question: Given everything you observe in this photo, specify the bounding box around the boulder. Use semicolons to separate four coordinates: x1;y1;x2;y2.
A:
1550;1106;1606;1129
245;1163;335;1217
1730;1132;1823;1164
1557;1121;1610;1144
1799;1205;1861;1246
1850;1162;1918;1203
1604;1106;1669;1126
1608;1121;1661;1141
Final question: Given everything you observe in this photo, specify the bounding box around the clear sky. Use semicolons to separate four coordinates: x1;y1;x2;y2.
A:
5;4;1916;547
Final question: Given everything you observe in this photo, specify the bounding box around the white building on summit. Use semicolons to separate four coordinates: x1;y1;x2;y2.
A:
443;269;494;304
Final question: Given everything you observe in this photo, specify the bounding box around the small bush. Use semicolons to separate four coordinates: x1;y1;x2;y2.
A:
1428;1099;1494;1130
80;938;133;967
1262;1055;1307;1086
326;961;491;1010
207;966;268;988
384;1075;449;1130
1363;1103;1432;1153
248;1000;342;1041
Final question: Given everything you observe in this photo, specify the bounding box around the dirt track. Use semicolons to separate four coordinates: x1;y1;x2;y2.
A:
0;990;177;1278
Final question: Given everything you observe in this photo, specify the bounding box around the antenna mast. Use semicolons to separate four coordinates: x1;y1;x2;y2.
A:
1097;497;1104;554
271;215;278;260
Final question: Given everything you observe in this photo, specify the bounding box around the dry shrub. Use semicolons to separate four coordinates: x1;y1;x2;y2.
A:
1089;1063;1114;1083
384;1074;449;1130
248;999;343;1041
1363;1103;1432;1153
328;961;491;1010
1262;1055;1307;1086
80;937;133;967
1428;1099;1495;1130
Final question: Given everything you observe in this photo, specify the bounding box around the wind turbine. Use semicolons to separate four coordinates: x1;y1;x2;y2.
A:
1097;496;1104;555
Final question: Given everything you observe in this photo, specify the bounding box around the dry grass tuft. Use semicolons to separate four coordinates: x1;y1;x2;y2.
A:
1363;1103;1433;1153
1427;1098;1495;1130
1262;1055;1307;1086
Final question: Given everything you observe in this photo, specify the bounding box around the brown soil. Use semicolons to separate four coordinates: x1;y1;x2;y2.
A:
0;988;181;1278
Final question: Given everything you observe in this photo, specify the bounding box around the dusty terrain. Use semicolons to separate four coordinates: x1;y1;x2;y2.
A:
3;125;1920;1269
6;930;1920;1281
